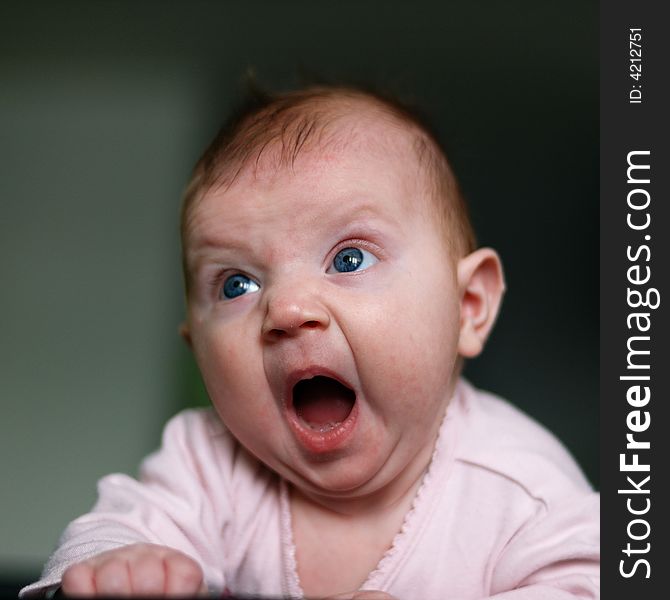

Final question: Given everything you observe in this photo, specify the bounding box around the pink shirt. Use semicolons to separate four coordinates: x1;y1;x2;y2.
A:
21;380;599;598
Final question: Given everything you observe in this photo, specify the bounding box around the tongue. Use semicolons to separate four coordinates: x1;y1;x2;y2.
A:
293;376;355;427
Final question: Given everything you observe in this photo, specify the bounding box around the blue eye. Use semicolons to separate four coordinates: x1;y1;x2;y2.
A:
221;274;260;299
330;247;377;273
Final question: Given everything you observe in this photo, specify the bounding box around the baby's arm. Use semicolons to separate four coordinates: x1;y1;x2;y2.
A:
484;491;600;599
21;410;231;597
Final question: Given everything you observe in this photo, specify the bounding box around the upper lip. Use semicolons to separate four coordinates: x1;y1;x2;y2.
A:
284;366;356;410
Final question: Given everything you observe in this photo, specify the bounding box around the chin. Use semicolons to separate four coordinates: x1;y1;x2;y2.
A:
290;451;391;497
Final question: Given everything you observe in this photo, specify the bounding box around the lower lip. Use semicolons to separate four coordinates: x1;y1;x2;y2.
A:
286;401;359;455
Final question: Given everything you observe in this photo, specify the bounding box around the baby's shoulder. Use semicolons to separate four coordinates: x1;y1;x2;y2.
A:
152;406;235;465
453;380;593;505
146;408;279;503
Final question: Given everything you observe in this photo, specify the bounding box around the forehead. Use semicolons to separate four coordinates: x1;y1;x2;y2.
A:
245;106;425;193
185;113;435;246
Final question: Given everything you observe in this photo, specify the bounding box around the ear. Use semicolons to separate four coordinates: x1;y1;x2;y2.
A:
457;248;505;358
178;322;193;349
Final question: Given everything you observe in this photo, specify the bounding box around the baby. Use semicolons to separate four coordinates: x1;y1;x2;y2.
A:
22;86;599;599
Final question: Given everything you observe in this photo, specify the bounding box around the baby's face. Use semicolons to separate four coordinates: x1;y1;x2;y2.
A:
184;121;464;500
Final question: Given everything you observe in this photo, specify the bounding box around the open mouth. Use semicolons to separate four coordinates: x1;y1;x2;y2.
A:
293;376;356;432
286;372;359;454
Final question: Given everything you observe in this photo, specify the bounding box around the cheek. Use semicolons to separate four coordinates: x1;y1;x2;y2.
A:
351;271;461;412
380;314;458;393
192;325;275;428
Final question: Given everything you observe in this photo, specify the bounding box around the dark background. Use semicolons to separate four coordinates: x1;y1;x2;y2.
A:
0;0;598;591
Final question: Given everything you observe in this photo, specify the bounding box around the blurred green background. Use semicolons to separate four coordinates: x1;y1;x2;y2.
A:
0;0;598;589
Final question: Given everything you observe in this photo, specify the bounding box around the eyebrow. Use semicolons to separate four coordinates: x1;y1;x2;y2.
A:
189;235;252;256
195;196;399;245
185;239;255;280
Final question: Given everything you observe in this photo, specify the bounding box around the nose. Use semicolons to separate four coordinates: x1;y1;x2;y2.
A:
261;288;331;341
